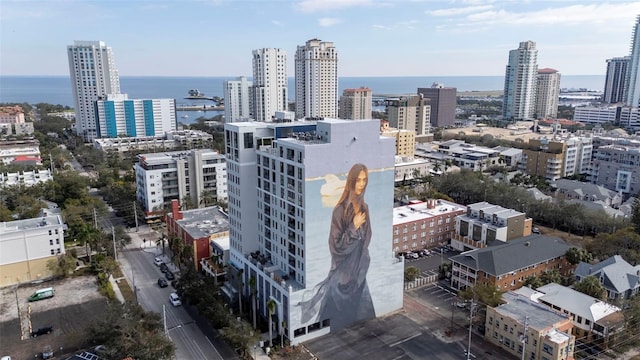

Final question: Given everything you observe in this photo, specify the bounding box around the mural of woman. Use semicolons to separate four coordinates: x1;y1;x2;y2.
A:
300;163;376;332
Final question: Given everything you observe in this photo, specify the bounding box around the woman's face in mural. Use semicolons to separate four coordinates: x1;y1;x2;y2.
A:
354;170;367;196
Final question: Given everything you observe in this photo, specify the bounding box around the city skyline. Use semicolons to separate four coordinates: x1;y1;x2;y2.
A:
2;1;640;77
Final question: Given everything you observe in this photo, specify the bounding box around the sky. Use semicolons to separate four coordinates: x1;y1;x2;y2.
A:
1;0;639;77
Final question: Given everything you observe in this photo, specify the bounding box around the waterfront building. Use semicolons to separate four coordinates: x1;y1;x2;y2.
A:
417;83;457;127
604;57;630;104
134;149;227;219
67;40;120;142
536;68;561;119
295;39;338;119
223;76;253;122
223;118;403;344
252;49;288;122
338;87;372;120
574;105;640;131
503;41;538;121
626;15;640;107
385;95;431;135
485;291;575;360
0;215;67;287
94;94;176;138
392;199;466;255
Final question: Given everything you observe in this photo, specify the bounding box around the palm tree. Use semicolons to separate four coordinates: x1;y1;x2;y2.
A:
432;162;442;174
267;299;276;348
280;320;287;347
444;159;453;172
249;276;257;329
237;268;244;316
199;189;216;207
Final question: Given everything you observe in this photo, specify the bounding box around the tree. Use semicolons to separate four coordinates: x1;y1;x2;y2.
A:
458;283;503;307
267;298;276;348
632;197;640;234
574;275;607;300
565;247;593;265
46;252;77;278
404;266;420;282
523;275;543;289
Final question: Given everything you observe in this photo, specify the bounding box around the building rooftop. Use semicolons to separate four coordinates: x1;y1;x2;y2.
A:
551;179;618;201
575;255;640;295
0;215;64;234
497;292;571;333
535;283;621;324
175;206;229;240
393;200;466;225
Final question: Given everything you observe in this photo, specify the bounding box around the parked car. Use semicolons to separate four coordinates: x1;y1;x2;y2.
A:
532;227;541;234
28;287;54;302
154;257;163;266
169;292;181;307
157;278;168;288
455;301;467;309
159;263;169;273
165;271;175;281
171;280;179;289
41;346;54;360
31;325;53;337
421;249;431;256
406;252;419;259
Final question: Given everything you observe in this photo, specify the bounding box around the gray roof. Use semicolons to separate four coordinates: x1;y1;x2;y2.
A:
565;199;625;218
450;235;571;276
171;206;229;240
575;255;640;294
496;292;571;332
535;283;621;324
552;179;617;201
526;187;552;202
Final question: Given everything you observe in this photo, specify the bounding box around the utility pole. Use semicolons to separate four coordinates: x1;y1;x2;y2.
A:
163;304;167;336
466;299;475;360
520;316;529;360
133;201;139;232
112;226;117;261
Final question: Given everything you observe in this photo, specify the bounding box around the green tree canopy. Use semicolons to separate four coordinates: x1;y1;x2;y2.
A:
573;275;607;300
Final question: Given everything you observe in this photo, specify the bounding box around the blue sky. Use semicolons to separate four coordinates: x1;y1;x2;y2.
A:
1;0;639;77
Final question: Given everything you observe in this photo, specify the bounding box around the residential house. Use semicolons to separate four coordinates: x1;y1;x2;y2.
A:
574;255;640;301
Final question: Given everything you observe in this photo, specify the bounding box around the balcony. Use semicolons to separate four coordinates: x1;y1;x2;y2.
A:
451;233;486;249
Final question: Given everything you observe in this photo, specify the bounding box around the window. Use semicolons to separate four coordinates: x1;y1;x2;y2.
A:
542;343;553;355
50;249;55;255
49;239;53;245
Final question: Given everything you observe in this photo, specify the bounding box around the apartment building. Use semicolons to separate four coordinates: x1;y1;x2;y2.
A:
590;143;640;195
223;76;253;122
94;94;177;138
603;57;630;104
449;235;572;291
536;68;561;119
223;118;403;344
0;105;26;124
338;87;372;120
503;41;538;121
0;138;41;165
451;202;532;251
573;106;640;131
92;130;212;153
252;48;288;122
522;136;593;181
416;83;457;127
0;170;53;188
485;291;575;360
134;149;227;218
436;140;503;172
380;121;415;157
0;215;67;287
295;39;338;119
392;199;466;255
385;95;431;136
165;200;229;271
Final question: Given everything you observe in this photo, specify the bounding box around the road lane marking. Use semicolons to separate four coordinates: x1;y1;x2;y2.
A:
389;333;422;347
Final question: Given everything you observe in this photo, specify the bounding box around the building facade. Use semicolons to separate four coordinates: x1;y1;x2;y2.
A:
417;83;457;127
0;215;67;287
573;106;640;132
0;106;26;124
223;119;404;345
604;57;630;104
134;149;227;218
626;15;640;107
380;122;416;157
503;41;538;121
338;87;372;120
589;144;640;195
521;136;592;181
67;40;120;142
94;94;176;138
224;76;253;122
385;95;431;135
252;48;288;122
295;39;338;119
536;68;560;119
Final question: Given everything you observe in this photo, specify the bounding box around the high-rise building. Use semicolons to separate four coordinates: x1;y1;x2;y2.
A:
94;94;176;138
223;76;253;122
503;41;538;121
338;87;372;120
295;39;338;119
604;57;630;103
385;95;431;135
252;49;288;122
67;41;120;142
535;68;561;119
626;15;640;107
417;83;457;127
223;118;403;344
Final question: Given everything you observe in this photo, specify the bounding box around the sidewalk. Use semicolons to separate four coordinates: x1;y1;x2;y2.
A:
108;274;125;303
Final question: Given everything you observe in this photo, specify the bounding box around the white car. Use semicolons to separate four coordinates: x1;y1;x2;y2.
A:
169;292;182;307
154;257;163;266
406;252;419;259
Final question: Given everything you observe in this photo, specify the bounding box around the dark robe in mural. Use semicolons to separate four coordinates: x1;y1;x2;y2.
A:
300;201;376;332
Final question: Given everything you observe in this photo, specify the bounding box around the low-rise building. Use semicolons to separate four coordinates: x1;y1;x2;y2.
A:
574;106;640;131
574;255;640;301
0;105;26;124
0;170;53;187
392;199;466;255
381;121;416;157
485;291;575;360
0;138;41;165
0;215;67;287
0;122;34;136
589;144;640;195
450;235;572;291
93;130;213;153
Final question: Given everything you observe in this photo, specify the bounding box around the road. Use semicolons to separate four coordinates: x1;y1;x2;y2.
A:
118;232;227;360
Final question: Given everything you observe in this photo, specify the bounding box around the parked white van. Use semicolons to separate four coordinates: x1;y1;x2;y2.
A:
28;287;54;302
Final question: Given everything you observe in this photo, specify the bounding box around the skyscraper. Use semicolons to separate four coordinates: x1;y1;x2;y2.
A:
223;118;403;344
252;48;288;122
503;41;538;121
385;95;431;135
417;82;457;127
535;68;561;119
223;76;253;122
625;15;640;107
67;41;120;142
338;87;372;120
295;39;338;119
603;57;630;104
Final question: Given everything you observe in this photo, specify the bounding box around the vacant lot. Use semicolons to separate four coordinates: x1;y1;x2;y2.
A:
0;276;108;360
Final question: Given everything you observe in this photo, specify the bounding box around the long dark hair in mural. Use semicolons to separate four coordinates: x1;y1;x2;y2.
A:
300;163;376;332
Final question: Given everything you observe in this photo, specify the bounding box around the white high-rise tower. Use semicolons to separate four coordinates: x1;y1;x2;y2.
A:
67;41;120;142
503;41;538;121
224;76;253;122
252;48;288;122
535;68;561;119
625;15;640;107
295;39;338;119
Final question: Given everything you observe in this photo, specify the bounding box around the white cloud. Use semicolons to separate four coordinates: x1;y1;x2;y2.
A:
318;17;342;27
428;5;493;17
272;20;283;26
296;0;373;13
372;24;392;30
